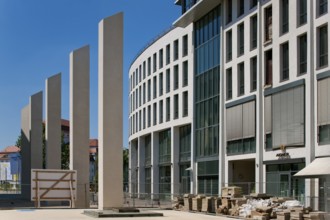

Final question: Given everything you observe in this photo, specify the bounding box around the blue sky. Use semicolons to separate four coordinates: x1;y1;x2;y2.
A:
0;0;181;149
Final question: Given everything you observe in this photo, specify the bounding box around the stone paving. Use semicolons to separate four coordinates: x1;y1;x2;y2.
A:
0;209;233;220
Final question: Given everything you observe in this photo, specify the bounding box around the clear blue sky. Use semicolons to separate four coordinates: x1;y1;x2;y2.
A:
0;0;181;149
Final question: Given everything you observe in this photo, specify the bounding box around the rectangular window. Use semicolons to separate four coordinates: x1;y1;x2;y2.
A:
264;95;272;150
132;115;134;134
250;0;258;9
265;6;273;42
174;94;179;119
132;72;135;88
251;56;257;91
183;91;188;117
139;110;141;131
226;101;256;155
272;86;305;149
153;53;157;73
159;100;163;124
159;72;163;96
143;108;146;129
298;34;307;75
281;0;289;34
237;0;244;17
139;86;141;107
166;69;171;93
147;105;151;127
226;68;232;100
298;0;307;26
238;23;244;56
147;79;151;101
318;77;330;144
143;83;146;104
238;62;245;96
159;49;163;69
319;0;328;16
153;103;157;126
143;61;146;79
174;65;179;90
281;42;289;81
166;97;171;121
227;0;232;24
250;15;258;50
183;61;188;87
166;44;171;65
226;30;232;61
319;25;328;68
153;76;157;99
148;57;151;76
183;35;188;57
174;39;179;61
265;49;273;85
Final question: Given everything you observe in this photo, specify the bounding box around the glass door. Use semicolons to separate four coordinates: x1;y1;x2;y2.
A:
280;173;291;197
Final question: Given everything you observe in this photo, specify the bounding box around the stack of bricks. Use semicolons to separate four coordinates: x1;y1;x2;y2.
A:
221;187;242;210
251;206;273;220
290;207;312;220
277;211;290;220
303;212;327;220
183;194;193;211
192;194;205;212
201;196;214;212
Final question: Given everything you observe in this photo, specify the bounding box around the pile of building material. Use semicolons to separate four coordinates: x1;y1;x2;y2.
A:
201;196;214;212
216;186;243;216
192;194;204;212
172;196;184;210
176;188;328;220
182;194;193;211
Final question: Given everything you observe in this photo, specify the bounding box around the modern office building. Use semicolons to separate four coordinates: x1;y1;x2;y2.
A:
129;0;330;211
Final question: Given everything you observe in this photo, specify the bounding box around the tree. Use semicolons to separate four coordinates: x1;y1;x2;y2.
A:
16;127;70;169
61;133;70;170
15;135;22;149
123;148;129;186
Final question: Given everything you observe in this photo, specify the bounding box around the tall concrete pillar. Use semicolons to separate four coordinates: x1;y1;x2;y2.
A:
30;91;43;170
45;73;61;169
98;12;124;209
70;45;90;208
171;126;180;197
151;132;159;200
138;137;145;197
21;91;43;199
21;105;31;199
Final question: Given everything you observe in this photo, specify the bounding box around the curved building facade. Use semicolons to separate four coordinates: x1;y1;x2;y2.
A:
129;0;330;211
129;24;194;198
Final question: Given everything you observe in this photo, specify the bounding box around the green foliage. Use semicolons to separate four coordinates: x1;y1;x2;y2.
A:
15;135;22;149
16;125;70;169
123;148;129;184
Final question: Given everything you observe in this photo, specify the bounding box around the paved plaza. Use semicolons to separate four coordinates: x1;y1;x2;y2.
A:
0;209;232;220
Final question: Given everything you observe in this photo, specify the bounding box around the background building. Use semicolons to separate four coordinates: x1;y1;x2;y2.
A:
129;0;330;211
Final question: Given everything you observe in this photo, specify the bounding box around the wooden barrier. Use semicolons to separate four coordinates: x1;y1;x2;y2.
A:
31;169;77;208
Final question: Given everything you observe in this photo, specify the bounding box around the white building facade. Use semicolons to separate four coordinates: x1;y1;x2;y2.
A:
129;0;330;211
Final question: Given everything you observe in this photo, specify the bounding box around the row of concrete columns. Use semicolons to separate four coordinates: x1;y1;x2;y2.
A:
20;12;123;209
130;126;182;200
